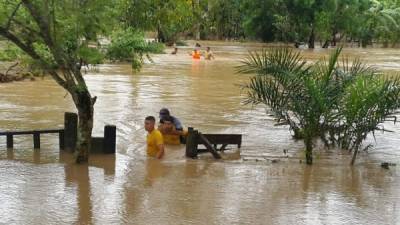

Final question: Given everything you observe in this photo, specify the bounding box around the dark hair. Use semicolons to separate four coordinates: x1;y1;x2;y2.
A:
145;116;155;122
161;115;173;123
159;108;170;116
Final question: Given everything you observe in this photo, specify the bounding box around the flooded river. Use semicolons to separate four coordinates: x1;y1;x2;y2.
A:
0;43;399;224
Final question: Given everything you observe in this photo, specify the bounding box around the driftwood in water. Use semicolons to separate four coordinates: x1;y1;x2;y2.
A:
0;62;34;83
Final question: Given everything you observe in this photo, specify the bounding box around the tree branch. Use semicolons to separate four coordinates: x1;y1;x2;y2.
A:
21;0;70;71
5;1;23;30
21;0;54;48
0;26;67;89
12;19;42;38
0;26;41;60
49;70;68;89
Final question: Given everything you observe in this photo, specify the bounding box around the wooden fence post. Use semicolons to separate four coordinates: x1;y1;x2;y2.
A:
33;132;40;149
185;127;198;158
103;125;116;154
59;130;65;149
6;134;13;148
64;112;78;151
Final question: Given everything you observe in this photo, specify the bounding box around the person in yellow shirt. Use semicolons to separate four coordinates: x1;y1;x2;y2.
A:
204;47;215;60
158;116;187;145
144;116;165;159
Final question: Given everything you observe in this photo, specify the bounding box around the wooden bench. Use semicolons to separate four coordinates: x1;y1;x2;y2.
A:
0;129;64;149
185;127;242;159
0;112;116;154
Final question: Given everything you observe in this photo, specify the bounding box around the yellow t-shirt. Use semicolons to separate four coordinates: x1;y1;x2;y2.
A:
205;51;212;60
163;130;188;145
146;129;164;157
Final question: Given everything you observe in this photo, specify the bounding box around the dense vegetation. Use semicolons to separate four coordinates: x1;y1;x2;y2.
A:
116;0;400;48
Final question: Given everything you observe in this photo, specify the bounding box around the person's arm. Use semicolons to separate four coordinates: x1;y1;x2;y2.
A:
173;117;183;130
156;144;165;159
155;131;164;159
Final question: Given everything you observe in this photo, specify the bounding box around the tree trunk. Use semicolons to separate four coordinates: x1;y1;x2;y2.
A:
350;140;362;165
192;0;200;40
331;32;337;46
322;40;329;48
308;27;315;49
305;137;313;165
73;87;94;163
350;148;358;165
157;23;165;43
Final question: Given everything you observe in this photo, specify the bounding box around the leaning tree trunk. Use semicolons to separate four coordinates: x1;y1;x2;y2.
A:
322;40;329;48
68;69;95;163
73;88;94;163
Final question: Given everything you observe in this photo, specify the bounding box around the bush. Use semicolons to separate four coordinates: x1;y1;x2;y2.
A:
147;42;165;54
78;46;105;65
105;28;165;71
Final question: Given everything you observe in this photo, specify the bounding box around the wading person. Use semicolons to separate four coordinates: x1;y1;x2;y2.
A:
159;108;183;131
171;47;178;55
190;49;201;59
159;116;188;145
205;47;215;60
145;116;165;159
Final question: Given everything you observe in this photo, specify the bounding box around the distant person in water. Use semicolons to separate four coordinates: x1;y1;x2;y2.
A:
144;116;164;159
171;47;178;55
204;47;215;60
195;42;201;47
190;49;201;59
159;108;183;130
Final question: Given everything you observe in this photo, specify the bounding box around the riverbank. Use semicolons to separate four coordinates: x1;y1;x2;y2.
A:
0;61;36;83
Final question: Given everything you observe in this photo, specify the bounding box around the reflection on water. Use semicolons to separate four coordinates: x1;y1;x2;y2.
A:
0;43;399;224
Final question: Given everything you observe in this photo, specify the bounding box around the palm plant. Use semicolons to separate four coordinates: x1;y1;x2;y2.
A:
238;47;400;165
338;75;400;164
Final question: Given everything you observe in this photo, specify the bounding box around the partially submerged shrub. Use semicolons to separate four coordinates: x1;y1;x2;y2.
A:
106;28;164;71
238;47;400;165
78;46;105;65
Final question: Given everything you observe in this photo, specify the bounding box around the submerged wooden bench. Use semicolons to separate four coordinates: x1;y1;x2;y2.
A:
0;129;64;149
185;127;242;159
0;112;116;154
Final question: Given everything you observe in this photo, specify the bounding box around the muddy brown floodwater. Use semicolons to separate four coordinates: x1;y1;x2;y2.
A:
0;42;399;225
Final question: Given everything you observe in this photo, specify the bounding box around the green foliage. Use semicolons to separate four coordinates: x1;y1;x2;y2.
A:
0;42;50;75
119;0;194;43
239;47;400;164
78;46;104;65
146;42;166;54
0;43;24;61
106;28;164;71
203;0;246;40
